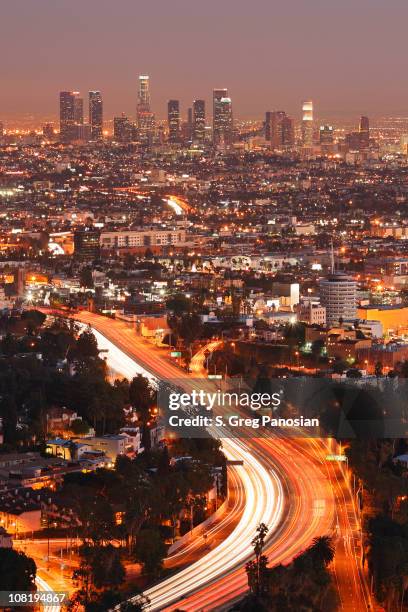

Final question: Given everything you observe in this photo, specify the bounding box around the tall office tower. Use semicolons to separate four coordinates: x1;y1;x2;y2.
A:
59;91;76;142
193;99;205;142
301;100;314;146
319;273;357;327
267;111;294;148
319;124;334;144
270;111;287;148
113;114;133;143
137;75;155;145
181;108;193;142
0;122;3;138
89;91;103;139
265;111;272;141
219;97;233;145
345;131;363;151
213;89;233;146
281;115;295;146
168;100;180;143
75;124;92;142
359;115;370;148
138;75;150;112
73;92;83;124
213;89;230;144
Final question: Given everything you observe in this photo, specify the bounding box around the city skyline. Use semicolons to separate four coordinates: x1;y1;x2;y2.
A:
4;81;407;133
2;0;408;121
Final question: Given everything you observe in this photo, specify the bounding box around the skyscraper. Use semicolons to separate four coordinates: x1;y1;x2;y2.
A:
359;115;370;148
319;124;334;144
301;100;314;146
59;91;77;142
89;91;103;140
138;75;150;111
271;111;287;148
168;100;180;143
137;75;155;145
73;92;83;124
266;111;294;149
281;115;295;146
193;99;205;142
0;122;3;138
113;114;133;143
213;89;233;146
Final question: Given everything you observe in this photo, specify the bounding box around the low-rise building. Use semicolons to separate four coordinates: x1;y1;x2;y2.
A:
327;336;372;361
0;497;41;535
357;342;408;371
358;305;408;335
82;433;141;461
100;228;188;253
46;407;81;435
139;315;171;341
46;439;93;461
298;302;326;326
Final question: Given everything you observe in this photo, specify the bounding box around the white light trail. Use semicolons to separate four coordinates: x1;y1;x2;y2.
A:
89;326;284;611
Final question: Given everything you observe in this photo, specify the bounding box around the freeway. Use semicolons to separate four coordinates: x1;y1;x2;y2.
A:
68;311;368;611
113;187;193;213
190;337;371;611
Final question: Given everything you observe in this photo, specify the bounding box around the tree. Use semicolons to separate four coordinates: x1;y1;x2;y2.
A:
70;418;90;435
1;333;19;357
21;309;46;334
69;329;101;376
284;322;306;359
169;313;203;350
80;267;94;289
71;545;125;610
134;528;167;577
129;375;156;449
366;515;408;609
166;294;192;315
41;323;75;363
375;361;383;378
246;523;269;597
332;359;348;374
308;535;335;567
311;339;325;364
89;545;125;589
346;368;362;379
0;548;36;591
129;375;156;418
74;330;99;360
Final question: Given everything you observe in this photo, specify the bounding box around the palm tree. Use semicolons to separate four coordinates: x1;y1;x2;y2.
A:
309;535;335;567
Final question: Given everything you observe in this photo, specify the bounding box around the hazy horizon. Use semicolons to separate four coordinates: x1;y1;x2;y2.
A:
2;0;408;123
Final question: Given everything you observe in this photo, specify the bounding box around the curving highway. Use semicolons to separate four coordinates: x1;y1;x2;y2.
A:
68;311;368;611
